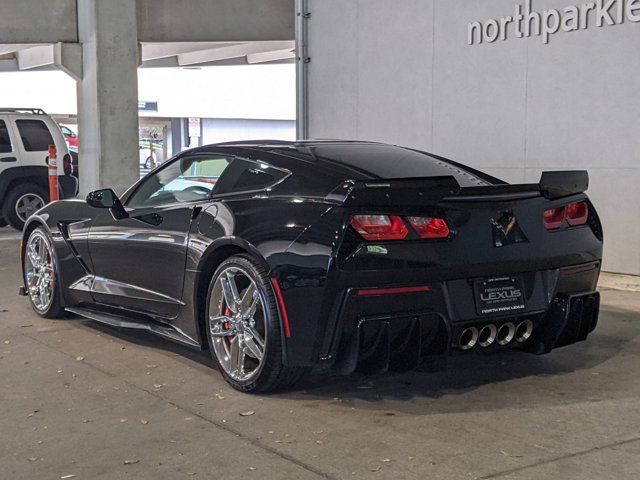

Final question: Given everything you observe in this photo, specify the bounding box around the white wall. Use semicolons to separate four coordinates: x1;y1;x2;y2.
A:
0;65;296;121
306;0;640;275
138;66;295;120
0;71;77;114
202;118;295;144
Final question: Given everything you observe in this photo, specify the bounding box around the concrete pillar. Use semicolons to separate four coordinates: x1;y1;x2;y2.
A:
77;0;139;196
170;118;187;156
162;124;169;162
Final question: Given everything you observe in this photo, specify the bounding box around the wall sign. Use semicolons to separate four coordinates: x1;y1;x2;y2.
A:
468;0;640;44
188;117;201;138
138;101;158;112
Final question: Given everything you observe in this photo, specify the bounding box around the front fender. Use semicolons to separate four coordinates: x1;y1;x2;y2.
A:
21;200;96;307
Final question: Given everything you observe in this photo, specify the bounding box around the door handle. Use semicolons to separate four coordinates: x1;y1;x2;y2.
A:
0;157;17;162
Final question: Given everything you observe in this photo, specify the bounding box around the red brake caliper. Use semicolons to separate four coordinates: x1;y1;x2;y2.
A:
224;306;234;340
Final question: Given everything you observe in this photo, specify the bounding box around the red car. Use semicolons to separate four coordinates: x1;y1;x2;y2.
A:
60;125;78;149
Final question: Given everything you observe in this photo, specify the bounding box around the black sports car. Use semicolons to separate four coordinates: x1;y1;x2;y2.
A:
19;141;603;392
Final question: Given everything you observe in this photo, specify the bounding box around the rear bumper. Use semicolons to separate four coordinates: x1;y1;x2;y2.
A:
303;261;601;373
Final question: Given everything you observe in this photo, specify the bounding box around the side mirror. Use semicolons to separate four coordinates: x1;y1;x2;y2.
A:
86;188;117;208
86;188;128;219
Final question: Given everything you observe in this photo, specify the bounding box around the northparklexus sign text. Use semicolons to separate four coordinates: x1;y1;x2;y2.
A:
468;0;640;44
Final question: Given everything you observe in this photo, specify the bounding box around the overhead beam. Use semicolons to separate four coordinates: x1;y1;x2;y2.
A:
16;45;54;70
0;0;293;45
0;0;77;43
177;41;294;66
0;44;43;56
247;48;295;64
54;43;82;81
141;42;238;61
136;0;295;43
7;42;82;78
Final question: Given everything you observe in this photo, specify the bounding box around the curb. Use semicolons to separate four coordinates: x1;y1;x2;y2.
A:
598;272;640;293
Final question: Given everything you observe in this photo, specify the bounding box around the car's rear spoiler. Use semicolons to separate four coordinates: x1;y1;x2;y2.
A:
539;170;589;199
330;170;588;206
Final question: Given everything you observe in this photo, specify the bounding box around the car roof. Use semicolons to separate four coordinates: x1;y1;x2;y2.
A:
190;140;495;187
210;139;380;147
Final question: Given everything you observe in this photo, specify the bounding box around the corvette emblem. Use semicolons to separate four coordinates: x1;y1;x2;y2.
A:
490;211;528;247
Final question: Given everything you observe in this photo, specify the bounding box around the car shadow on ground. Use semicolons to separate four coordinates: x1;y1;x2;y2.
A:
77;303;639;415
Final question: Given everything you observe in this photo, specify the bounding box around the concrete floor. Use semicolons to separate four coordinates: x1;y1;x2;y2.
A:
1;227;639;480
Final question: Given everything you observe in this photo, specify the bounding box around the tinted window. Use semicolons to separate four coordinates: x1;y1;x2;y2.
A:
304;144;490;187
16;120;55;152
0;120;11;153
213;158;288;195
127;155;231;208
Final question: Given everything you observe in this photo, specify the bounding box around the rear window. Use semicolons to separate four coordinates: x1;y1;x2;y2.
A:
310;144;490;187
0;120;11;153
16;119;55;152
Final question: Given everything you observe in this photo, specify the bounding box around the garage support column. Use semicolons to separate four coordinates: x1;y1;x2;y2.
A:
170;118;186;156
76;0;140;196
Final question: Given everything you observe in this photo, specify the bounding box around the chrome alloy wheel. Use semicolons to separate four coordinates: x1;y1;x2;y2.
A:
208;266;267;382
24;231;55;312
15;193;45;222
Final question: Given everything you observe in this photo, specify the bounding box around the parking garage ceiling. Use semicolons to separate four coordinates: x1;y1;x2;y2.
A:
0;41;295;73
0;0;295;72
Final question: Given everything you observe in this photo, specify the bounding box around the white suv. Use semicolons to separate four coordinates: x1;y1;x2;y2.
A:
0;108;78;230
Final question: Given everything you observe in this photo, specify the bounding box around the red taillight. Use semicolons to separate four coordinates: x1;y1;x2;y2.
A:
544;206;565;230
406;216;450;239
544;201;589;230
566;201;589;226
357;285;430;296
350;215;408;241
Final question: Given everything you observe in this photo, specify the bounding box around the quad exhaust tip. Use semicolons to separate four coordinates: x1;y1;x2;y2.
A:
496;322;516;346
515;319;534;343
478;324;497;347
459;320;533;350
459;327;479;350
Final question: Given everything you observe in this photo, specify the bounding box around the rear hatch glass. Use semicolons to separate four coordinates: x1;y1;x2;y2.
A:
308;144;491;187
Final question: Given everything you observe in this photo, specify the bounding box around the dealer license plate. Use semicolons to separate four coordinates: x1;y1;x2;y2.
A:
474;276;526;316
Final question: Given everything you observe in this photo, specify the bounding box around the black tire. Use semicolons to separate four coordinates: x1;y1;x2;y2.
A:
0;217;7;228
2;183;48;231
205;255;307;393
23;227;65;319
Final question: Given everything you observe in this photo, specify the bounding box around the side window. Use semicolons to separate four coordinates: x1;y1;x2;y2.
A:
15;120;54;152
0;120;12;153
213;158;288;195
127;155;231;208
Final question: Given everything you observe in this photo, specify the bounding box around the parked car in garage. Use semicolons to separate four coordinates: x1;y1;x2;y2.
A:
19;140;602;392
59;124;79;150
0;108;77;229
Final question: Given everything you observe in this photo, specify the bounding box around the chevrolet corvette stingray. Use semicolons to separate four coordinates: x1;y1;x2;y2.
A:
19;141;603;392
